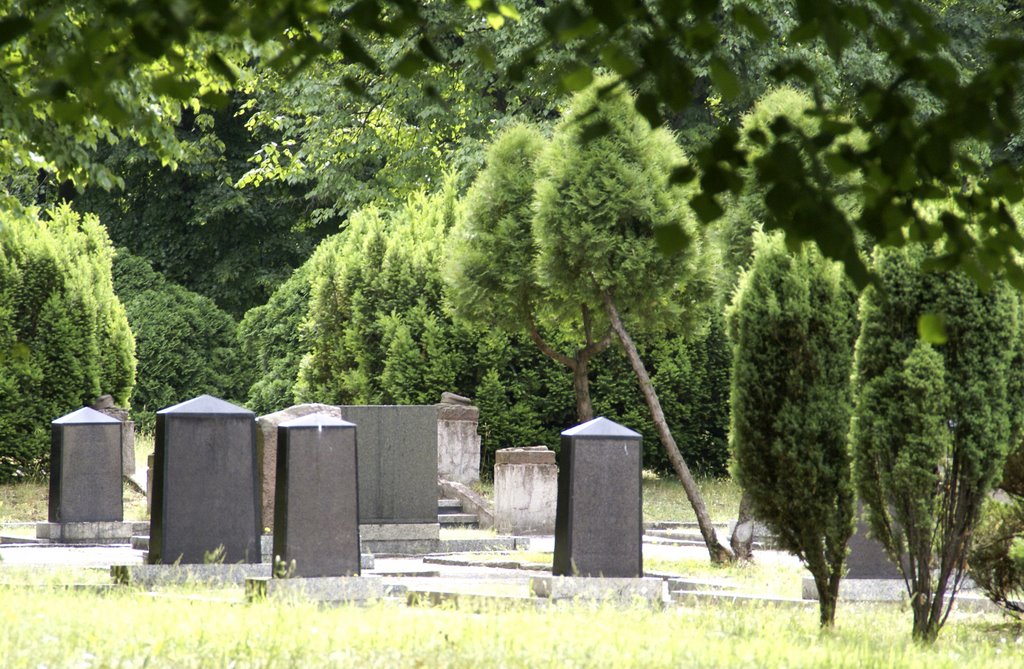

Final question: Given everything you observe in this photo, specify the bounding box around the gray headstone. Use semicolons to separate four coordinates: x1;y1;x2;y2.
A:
148;395;260;565
846;501;904;579
339;405;438;524
273;414;360;577
553;417;643;577
49;407;123;523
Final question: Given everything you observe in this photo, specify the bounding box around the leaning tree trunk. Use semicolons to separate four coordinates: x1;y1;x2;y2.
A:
602;292;733;564
729;492;756;561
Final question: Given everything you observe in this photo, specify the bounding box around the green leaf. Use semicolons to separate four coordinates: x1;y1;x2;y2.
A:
207;53;240;84
152;75;199;100
709;57;741;100
391;52;428;77
654;224;689;255
561;65;593;92
690;193;724;223
0;16;32;46
918;313;948;345
670;165;696;184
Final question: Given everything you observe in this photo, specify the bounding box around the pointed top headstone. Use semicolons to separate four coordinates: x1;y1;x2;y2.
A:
561;416;642;439
157;394;254;416
53;406;122;425
280;413;355;429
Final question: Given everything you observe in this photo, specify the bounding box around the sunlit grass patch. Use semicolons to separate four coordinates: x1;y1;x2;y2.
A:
642;473;740;522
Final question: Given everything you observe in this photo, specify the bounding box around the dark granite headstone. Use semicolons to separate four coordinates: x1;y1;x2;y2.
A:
149;395;260;565
846;501;904;579
339;405;438;525
273;414;360;577
553;417;643;577
49;408;123;523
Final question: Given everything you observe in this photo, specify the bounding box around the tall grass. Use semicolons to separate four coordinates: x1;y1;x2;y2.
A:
0;585;1020;668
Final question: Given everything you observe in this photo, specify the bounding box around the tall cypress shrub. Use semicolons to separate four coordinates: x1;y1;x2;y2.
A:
851;245;1022;641
0;204;135;481
728;233;858;627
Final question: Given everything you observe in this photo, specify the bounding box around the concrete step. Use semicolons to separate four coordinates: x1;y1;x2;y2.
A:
438;513;479;527
437;499;463;513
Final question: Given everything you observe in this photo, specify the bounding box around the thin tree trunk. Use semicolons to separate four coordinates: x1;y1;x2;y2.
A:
602;291;733;564
572;357;594;421
814;572;840;628
730;492;756;561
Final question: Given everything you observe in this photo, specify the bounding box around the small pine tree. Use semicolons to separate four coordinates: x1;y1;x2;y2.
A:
728;233;858;627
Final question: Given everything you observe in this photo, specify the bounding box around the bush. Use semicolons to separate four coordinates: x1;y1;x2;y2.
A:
727;233;858;626
970;497;1024;618
0;204;135;481
851;244;1022;641
112;251;250;430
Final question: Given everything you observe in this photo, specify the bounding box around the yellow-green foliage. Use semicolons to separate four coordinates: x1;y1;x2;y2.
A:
0;586;1020;668
0;204;135;481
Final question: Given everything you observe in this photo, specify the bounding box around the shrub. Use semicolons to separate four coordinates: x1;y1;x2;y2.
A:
727;233;858;626
850;244;1022;641
0;204;135;481
970;497;1024;618
112;251;250;430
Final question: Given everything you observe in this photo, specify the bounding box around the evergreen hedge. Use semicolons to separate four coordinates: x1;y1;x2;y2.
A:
112;251;250;431
0;205;135;481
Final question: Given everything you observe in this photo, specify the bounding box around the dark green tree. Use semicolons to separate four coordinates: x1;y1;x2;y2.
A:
112;251;250;430
727;232;857;627
851;244;1022;642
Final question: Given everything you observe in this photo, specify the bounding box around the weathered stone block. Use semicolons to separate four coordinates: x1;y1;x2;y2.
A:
494;446;557;535
256;403;343;530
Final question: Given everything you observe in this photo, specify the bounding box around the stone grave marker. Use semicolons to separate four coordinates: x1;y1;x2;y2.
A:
553;417;643;578
339;405;438;526
494;446;557;535
256;403;343;530
273;413;360;577
48;407;123;523
148;395;260;565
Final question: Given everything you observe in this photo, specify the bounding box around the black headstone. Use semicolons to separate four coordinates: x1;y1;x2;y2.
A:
149;395;260;565
339;406;438;524
49;407;123;523
553;417;643;577
273;414;360;577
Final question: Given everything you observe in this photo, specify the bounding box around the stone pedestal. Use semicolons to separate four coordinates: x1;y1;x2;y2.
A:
553;417;643;578
436;393;481;485
256;403;343;531
273;414;360;577
49;408;123;524
148;395;260;565
494;446;557;535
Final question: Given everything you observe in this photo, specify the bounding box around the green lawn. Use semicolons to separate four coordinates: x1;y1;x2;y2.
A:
0;584;1020;668
642;472;740;523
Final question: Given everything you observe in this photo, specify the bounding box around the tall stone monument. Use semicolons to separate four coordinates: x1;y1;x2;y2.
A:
436;392;481;485
553;417;643;578
148;395;260;565
48;407;123;524
273;414;360;577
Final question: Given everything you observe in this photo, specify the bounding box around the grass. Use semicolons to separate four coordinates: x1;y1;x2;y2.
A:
642;472;741;523
0;583;1021;668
